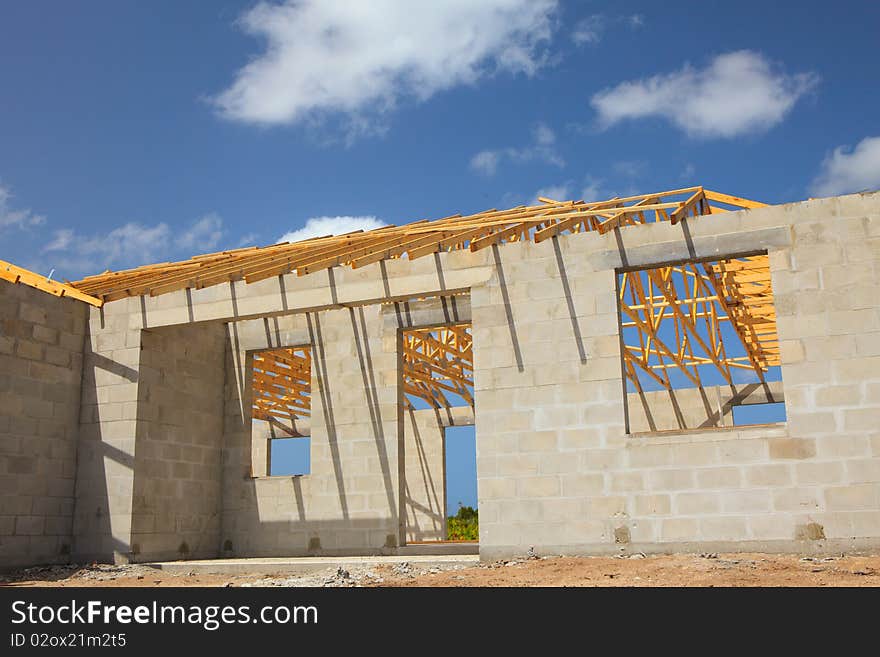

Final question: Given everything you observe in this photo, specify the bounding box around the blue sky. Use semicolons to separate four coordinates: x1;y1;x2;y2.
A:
1;1;879;280
445;426;477;513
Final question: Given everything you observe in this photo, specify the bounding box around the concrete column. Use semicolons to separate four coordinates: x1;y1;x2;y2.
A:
472;238;624;557
73;305;142;563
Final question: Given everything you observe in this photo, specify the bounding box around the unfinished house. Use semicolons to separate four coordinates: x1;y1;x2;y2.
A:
1;187;879;566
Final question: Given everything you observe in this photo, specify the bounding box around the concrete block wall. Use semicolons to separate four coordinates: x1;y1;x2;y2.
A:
73;309;143;562
13;190;870;565
220;306;402;556
470;236;629;556
768;194;880;542
128;323;227;562
0;280;85;566
471;192;880;558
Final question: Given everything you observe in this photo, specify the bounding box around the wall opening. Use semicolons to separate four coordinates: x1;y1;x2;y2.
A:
402;324;474;411
617;252;786;434
250;346;311;476
400;323;476;543
268;437;311;476
444;425;478;542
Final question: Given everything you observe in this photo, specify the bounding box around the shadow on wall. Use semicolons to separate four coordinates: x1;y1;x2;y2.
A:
77;275;475;562
74;322;228;564
403;407;445;542
72;335;137;562
220;307;403;558
218;516;406;558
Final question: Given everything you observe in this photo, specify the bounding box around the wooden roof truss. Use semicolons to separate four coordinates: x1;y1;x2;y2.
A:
402;324;474;411
251;347;311;422
619;254;780;394
68;186;767;303
252;255;778;416
4;185;775;412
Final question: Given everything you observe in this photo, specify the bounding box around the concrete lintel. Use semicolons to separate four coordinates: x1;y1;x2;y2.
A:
590;226;793;271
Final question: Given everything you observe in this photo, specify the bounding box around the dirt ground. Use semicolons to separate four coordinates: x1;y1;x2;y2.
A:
2;552;879;587
376;553;880;587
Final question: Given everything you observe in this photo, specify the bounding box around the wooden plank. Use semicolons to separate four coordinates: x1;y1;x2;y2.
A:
669;189;706;225
704;190;768;209
1;260;103;307
595;196;660;235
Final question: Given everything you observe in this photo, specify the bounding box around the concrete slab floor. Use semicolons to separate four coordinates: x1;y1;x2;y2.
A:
145;554;480;576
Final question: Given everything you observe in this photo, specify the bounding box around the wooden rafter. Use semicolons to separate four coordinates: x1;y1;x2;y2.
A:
67;186;767;302
1;259;103;307
402;324;474;411
619;254;780;394
252;347;311;422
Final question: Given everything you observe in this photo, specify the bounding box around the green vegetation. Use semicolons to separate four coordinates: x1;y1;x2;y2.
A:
446;504;478;541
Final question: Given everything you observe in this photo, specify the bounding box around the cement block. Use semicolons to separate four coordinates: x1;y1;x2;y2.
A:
768;438;816;460
675;492;721;515
824;484;878;511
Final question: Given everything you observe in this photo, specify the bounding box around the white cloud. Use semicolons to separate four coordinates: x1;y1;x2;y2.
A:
572;13;643;46
572;15;604;45
612;160;646;178
43;214;227;279
581;175;604;201
178;213;224;252
533;123;555;147
680;163;696;180
469;122;564;176
470;151;502;177
0;183;46;231
44;228;74;252
236;233;260;248
591;50;818;138
534;184;572;203
810;136;880;197
213;0;558;135
278;215;387;244
530;175;604;205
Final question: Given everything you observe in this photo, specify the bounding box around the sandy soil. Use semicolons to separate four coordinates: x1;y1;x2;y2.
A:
2;553;879;587
0;564;254;588
375;553;880;587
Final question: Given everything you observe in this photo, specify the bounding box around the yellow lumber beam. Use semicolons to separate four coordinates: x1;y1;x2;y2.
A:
1;260;103;307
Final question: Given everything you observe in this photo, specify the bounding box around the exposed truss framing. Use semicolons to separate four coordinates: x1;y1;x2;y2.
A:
619;254;779;394
0;187;779;410
1;259;103;307
251;347;311;422
708;256;779;371
4;184;777;414
402;324;474;411
68;187;766;302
